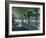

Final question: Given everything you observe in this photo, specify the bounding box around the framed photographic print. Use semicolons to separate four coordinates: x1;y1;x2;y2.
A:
5;1;45;37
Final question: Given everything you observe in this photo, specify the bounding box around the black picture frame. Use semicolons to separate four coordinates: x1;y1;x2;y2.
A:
5;1;45;37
